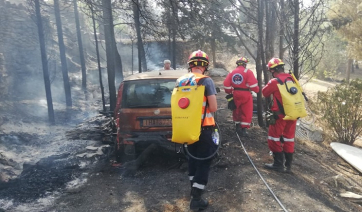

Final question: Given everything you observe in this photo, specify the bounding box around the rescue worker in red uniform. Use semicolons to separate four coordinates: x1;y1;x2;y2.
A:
262;58;296;172
223;57;259;136
183;50;218;211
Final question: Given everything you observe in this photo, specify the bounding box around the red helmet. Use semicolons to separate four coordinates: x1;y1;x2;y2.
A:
236;57;249;66
267;58;285;71
188;50;209;68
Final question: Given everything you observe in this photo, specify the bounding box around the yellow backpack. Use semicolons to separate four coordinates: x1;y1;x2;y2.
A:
171;74;207;145
275;74;308;121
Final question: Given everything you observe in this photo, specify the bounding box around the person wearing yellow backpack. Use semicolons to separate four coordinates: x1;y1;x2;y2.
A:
175;50;217;211
262;58;297;173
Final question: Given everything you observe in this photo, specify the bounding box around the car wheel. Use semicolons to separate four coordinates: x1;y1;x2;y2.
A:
115;144;136;163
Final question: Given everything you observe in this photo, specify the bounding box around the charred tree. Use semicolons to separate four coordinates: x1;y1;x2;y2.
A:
279;0;285;59
133;0;147;73
54;0;72;107
257;0;267;127
102;0;117;111
89;3;106;112
113;37;123;84
211;37;216;65
35;0;55;124
292;0;300;79
170;0;177;70
73;0;87;91
265;0;277;60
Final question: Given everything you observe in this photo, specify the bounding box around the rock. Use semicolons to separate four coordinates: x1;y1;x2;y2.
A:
208;68;229;77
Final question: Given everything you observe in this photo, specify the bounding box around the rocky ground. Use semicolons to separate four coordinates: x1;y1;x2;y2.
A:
0;74;362;212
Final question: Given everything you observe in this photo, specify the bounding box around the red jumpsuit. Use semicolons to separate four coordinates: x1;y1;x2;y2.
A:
262;73;297;153
223;66;259;128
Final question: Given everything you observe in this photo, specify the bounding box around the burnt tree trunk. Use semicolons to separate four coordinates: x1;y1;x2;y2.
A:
257;0;266;127
90;4;106;112
54;0;72;107
292;0;300;79
73;0;86;91
113;37;124;84
279;0;285;59
211;37;216;65
265;0;276;60
133;0;147;72
170;0;178;70
35;0;55;124
102;0;116;111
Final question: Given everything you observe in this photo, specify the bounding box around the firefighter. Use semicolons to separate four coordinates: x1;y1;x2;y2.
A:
262;58;296;172
184;50;217;211
223;57;259;136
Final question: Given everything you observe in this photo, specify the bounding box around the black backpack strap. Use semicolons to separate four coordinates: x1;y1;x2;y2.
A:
275;78;285;115
275;98;285;115
276;77;283;85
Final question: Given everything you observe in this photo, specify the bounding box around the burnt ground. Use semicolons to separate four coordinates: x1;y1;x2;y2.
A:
50;77;362;212
1;76;362;212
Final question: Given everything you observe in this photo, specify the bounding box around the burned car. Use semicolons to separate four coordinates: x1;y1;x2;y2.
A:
113;69;188;162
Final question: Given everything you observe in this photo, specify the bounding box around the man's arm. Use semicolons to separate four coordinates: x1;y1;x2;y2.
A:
247;70;260;93
223;73;233;94
207;95;217;112
262;79;275;97
204;78;218;112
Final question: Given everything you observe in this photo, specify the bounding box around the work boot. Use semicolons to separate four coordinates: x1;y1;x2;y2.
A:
190;187;208;211
264;152;285;172
284;152;293;173
241;128;248;137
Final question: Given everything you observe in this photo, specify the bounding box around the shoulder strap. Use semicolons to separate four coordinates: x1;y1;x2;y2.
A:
275;98;285;115
197;76;208;85
276;77;283;85
284;76;295;83
274;78;285;115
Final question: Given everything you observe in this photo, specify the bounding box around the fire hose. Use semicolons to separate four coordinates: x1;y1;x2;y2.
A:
183;121;221;161
235;131;289;212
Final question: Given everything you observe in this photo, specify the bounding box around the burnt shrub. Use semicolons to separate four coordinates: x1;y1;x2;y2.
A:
314;79;362;144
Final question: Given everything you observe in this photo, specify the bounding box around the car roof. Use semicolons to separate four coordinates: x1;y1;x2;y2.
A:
123;69;189;81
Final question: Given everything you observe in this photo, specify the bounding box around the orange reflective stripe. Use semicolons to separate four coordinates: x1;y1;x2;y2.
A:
194;74;215;127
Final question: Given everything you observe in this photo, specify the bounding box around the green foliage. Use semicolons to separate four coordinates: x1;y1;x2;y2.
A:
328;0;362;60
313;32;348;80
315;79;362;144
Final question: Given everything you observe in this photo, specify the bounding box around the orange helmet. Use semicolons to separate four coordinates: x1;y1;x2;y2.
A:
236;57;249;66
188;50;209;68
267;58;285;71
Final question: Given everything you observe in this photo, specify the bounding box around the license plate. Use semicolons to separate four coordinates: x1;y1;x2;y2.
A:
142;119;172;127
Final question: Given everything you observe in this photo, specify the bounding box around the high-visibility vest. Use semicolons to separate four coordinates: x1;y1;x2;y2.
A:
171;73;215;145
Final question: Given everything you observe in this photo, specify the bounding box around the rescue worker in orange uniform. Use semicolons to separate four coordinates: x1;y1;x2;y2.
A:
262;58;296;172
180;50;217;211
223;57;259;136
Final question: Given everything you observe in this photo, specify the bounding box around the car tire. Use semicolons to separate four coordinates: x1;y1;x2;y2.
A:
115;144;136;163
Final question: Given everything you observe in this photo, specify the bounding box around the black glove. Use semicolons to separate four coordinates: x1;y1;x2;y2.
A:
225;94;236;111
265;110;279;126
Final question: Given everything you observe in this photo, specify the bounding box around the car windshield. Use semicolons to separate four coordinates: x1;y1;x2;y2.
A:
122;79;176;108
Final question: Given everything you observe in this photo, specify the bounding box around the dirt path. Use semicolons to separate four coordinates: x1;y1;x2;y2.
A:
44;76;362;212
